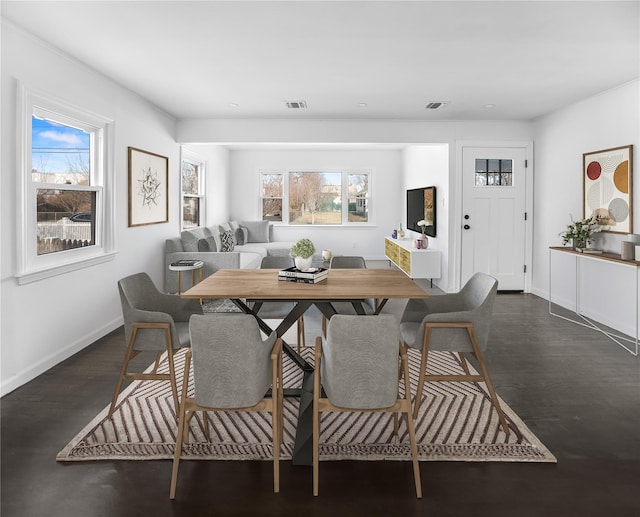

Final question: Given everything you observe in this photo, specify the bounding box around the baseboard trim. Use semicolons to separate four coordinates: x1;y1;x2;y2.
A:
1;316;123;397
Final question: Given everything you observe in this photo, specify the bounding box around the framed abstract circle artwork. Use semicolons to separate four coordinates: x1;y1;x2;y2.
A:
583;145;633;234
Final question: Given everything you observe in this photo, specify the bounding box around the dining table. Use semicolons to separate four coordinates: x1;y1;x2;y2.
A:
181;267;429;465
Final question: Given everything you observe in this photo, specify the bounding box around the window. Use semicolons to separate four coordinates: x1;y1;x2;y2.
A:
261;170;370;225
181;150;205;229
260;172;283;222
17;85;115;284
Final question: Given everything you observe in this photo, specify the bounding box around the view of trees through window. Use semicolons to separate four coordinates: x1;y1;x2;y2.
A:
181;160;201;229
289;171;342;224
261;171;369;224
32;115;95;255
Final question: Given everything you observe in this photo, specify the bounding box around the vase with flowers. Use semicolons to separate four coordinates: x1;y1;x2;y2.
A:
559;215;600;250
290;238;316;270
416;219;430;249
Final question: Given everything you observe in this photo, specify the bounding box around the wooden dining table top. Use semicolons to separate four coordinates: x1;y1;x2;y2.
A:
181;268;428;301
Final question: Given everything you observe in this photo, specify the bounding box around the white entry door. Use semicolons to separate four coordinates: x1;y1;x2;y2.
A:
461;147;528;291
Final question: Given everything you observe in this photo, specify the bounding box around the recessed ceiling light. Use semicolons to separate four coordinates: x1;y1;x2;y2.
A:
228;103;239;108
484;104;496;109
357;102;368;108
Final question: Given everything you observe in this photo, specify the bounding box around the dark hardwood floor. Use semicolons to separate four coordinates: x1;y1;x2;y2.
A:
2;285;640;516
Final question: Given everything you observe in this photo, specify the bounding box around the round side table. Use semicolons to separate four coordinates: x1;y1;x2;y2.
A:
169;260;204;295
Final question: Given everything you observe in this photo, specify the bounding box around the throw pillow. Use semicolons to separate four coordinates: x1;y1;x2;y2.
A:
197;236;217;252
180;230;200;252
235;227;249;245
241;220;270;243
220;230;235;252
228;220;240;231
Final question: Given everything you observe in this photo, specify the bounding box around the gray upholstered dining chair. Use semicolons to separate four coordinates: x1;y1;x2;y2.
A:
109;272;203;418
399;272;509;434
170;313;283;499
322;256;375;335
313;314;422;498
251;255;306;352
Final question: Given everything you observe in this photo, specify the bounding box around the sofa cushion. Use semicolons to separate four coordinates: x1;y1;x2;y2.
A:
234;243;268;258
241;220;270;243
220;230;235;252
239;252;262;269
198;236;217;252
181;230;201;252
235;226;249;245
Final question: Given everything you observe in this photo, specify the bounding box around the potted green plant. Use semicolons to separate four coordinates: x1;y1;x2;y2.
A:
560;215;600;249
290;238;316;270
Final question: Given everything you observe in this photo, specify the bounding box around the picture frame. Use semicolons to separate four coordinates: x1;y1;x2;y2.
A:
128;147;169;227
583;145;633;234
406;185;436;237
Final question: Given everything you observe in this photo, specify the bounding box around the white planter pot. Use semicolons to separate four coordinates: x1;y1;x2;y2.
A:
294;256;313;271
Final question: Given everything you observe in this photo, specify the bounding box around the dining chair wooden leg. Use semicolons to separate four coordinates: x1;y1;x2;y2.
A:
458;352;472;376
170;355;191;500
466;328;510;435
108;329;138;418
163;333;179;414
405;403;422;499
400;345;422;499
413;327;432;419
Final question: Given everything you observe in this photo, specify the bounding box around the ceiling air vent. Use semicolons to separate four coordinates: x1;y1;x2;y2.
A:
285;100;308;109
425;101;449;110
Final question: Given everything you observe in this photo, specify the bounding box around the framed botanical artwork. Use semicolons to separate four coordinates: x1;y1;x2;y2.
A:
128;147;169;227
583;145;633;234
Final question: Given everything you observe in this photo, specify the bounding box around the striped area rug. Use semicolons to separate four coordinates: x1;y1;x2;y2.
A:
57;348;556;463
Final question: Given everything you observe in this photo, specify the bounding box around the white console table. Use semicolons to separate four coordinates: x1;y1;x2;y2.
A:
384;237;441;285
549;247;638;356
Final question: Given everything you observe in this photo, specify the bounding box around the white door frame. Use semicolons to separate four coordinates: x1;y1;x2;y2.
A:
453;140;534;293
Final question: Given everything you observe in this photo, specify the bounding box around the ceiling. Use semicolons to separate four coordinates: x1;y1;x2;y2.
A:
2;1;639;122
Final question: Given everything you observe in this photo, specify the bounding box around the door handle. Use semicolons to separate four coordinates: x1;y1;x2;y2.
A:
463;224;470;230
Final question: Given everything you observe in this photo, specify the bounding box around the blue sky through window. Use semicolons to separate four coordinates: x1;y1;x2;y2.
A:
32;116;90;175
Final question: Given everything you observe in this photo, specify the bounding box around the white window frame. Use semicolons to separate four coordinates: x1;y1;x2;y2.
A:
16;83;116;284
260;170;372;226
260;171;285;223
180;148;206;229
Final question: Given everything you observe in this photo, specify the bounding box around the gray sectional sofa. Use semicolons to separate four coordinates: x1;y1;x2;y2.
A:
164;220;295;293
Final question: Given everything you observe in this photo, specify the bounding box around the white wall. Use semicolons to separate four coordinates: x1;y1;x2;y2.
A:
182;144;231;226
531;80;640;298
228;148;402;258
1;22;181;395
402;145;449;290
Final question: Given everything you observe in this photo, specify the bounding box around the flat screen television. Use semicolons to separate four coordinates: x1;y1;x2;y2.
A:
406;186;436;237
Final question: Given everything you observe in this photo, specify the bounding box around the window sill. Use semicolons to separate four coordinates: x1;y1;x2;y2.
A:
16;251;118;285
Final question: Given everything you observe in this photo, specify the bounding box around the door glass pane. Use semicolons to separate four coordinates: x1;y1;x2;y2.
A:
475;158;513;187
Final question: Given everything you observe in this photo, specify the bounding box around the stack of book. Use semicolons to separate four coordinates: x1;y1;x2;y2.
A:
278;267;328;284
170;259;204;267
576;248;603;255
